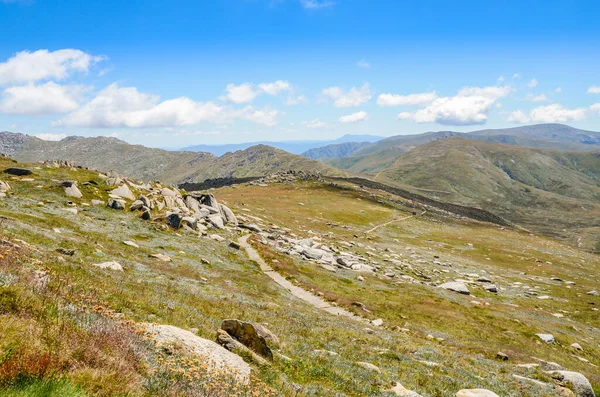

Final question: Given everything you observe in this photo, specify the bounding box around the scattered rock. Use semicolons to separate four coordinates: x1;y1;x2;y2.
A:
439;281;470;295
145;324;250;383
107;198;125;210
3;168;32;176
570;343;583;351
536;333;555;344
93;261;123;271
218;319;277;360
64;182;82;198
388;382;422;396
149;253;171;262
456;390;500;397
122;240;139;248
549;371;595;397
110;184;135;200
355;361;381;373
496;352;509;361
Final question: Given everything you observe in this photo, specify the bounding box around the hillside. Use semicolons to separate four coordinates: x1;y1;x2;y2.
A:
325;124;600;174
375;138;600;249
302;141;373;160
0;132;344;184
0;157;597;396
182;134;383;156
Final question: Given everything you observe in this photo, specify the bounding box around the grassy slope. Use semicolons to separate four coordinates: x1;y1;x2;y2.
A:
1;157;599;396
374;138;600;250
218;180;600;396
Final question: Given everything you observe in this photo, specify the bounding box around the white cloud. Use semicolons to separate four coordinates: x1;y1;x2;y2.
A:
0;82;84;115
285;94;307;106
322;83;371;107
397;85;511;126
508;104;588;124
512;73;521;79
591;103;600;114
555;87;562;93
357;59;370;69
35;133;67;141
55;83;226;128
300;0;334;9
0;49;103;85
225;83;258;104
173;130;222;136
302;119;326;129
587;86;600;94
237;106;280;126
258;80;291;96
377;91;437;107
339;111;368;123
507;110;530;123
525;94;549;102
527;79;538;88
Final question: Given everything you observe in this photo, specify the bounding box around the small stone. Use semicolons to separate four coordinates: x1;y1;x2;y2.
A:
93;261;123;271
456;390;500;397
570;343;583;351
355;361;380;373
123;240;139;248
496;352;509;361
535;333;555;344
149;253;171;262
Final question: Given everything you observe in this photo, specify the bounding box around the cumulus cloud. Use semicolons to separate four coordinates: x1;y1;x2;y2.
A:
0;49;103;85
555;87;562;93
527;79;538;88
588;86;600;94
357;59;370;69
591;103;600;114
0;82;84;114
322;83;371;107
302;119;326;129
508;104;588;124
377;92;437;107
300;0;334;9
55;83;227;128
525;94;549;102
339;111;368;123
285;94;307;106
237;106;280;126
35;133;67;141
397;85;511;126
225;83;259;104
258;80;291;96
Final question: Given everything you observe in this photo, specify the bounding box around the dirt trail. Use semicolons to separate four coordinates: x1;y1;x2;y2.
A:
365;210;425;234
238;234;363;320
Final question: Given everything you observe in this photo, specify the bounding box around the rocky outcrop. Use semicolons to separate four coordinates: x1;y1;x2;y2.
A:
549;371;595;397
145;324;251;383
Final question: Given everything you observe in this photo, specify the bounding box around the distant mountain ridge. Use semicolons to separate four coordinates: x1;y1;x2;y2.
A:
323;124;600;174
181;134;383;156
0;132;345;184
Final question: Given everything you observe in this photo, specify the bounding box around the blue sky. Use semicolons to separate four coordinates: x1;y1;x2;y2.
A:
1;0;600;147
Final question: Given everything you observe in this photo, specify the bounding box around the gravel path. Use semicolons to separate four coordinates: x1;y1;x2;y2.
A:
238;234;363;320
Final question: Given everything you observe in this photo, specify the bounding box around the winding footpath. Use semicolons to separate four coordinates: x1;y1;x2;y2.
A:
365;210;425;234
238;234;363;321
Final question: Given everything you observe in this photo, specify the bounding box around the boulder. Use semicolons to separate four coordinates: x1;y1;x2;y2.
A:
456;390;500;397
3;168;32;176
185;196;201;213
166;212;183;229
484;284;498;293
0;180;10;192
439;281;470;295
208;214;224;229
388;382;423;396
107;198;125;210
181;216;198;230
536;333;555;344
550;371;595;397
149;253;172;262
145;324;250;383
219;204;238;225
215;329;268;366
303;247;325;260
139;195;153;209
141;210;151;220
110;184;135;200
91;199;104;206
64;182;83;198
130;200;145;211
218;319;276;360
161;187;178;197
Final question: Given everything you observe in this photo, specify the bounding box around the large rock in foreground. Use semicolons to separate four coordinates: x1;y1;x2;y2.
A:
145;324;251;383
550;371;595;397
456;390;500;397
218;319;277;360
